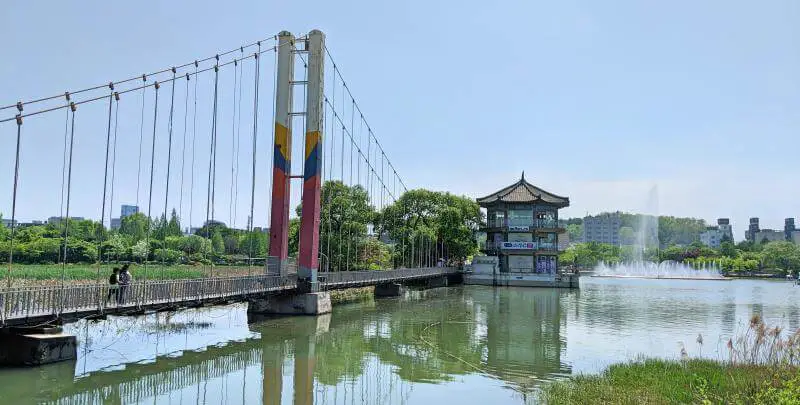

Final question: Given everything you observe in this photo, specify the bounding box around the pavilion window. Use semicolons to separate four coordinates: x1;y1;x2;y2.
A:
535;210;557;227
508;209;533;227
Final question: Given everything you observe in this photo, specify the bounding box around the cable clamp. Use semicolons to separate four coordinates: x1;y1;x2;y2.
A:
234;59;237;66
142;74;147;82
16;101;23;112
15;114;22;126
253;52;258;59
171;67;177;74
214;65;219;73
240;46;244;53
154;81;160;90
114;92;120;101
108;82;114;91
215;54;220;62
185;73;190;81
70;102;77;112
194;60;199;68
65;91;71;101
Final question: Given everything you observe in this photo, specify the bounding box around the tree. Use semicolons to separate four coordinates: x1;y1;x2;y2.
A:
380;189;482;266
719;241;737;258
0;213;8;240
120;213;150;242
211;231;225;255
566;223;582;242
154;248;183;265
240;230;268;258
317;181;376;271
761;241;800;275
167;209;182;237
131;239;149;262
288;218;300;258
102;233;130;262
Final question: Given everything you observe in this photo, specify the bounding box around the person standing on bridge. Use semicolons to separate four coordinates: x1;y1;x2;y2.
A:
106;267;120;304
118;264;131;304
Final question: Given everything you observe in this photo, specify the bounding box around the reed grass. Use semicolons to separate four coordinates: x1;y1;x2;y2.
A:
541;315;800;404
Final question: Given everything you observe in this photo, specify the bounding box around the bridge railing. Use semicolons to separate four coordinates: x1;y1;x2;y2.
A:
0;275;297;323
318;267;457;288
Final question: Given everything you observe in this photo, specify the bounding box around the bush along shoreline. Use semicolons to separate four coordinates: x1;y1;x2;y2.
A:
540;315;800;404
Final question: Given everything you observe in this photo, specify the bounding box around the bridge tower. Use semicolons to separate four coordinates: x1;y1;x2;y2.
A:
268;31;296;275
298;30;325;293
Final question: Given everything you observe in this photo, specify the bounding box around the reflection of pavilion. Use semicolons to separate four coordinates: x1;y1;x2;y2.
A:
477;287;571;389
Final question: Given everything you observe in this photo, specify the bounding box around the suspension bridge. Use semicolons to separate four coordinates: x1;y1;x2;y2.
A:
0;30;460;364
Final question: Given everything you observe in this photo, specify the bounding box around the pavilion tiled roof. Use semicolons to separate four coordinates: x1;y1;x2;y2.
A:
476;172;569;207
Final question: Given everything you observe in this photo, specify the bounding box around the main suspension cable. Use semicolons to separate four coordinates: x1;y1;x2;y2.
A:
0;35;281;113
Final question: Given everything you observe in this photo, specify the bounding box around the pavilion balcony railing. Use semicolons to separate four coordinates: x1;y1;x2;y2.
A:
0;274;297;323
483;219;561;231
488;241;559;251
485;218;506;228
483;241;501;250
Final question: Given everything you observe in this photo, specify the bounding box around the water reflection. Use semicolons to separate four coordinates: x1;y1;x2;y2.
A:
1;279;798;404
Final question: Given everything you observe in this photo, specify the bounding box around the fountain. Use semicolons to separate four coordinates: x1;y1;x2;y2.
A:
593;260;727;280
591;185;729;280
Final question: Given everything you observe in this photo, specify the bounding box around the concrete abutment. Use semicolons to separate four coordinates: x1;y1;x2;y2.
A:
247;292;332;316
0;327;77;366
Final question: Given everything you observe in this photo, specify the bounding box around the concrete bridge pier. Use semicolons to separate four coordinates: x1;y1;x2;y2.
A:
426;275;449;289
248;292;332;316
374;283;406;298
0;326;77;366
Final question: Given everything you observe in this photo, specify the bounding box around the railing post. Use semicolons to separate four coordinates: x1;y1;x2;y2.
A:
298;29;325;294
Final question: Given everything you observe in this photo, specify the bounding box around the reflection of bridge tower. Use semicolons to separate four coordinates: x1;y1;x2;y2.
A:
257;314;330;405
484;288;570;386
262;343;284;405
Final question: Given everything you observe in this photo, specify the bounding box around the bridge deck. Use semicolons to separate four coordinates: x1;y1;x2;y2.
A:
0;267;457;326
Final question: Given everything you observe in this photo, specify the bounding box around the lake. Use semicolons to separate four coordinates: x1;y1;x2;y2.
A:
1;277;798;404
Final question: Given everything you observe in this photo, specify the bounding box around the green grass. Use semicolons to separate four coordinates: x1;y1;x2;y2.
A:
0;263;266;282
540;358;800;405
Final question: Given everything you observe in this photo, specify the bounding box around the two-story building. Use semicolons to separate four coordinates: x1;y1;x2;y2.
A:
467;174;578;288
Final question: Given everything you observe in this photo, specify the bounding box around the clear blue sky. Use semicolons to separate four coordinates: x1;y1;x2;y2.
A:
1;0;798;240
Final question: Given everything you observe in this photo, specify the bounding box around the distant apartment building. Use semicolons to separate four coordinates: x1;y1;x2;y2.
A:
787;218;797;241
121;205;139;218
582;212;621;245
745;217;800;244
111;204;140;230
754;229;785;244
557;233;570;251
47;216;85;225
700;218;734;248
745;218;760;242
